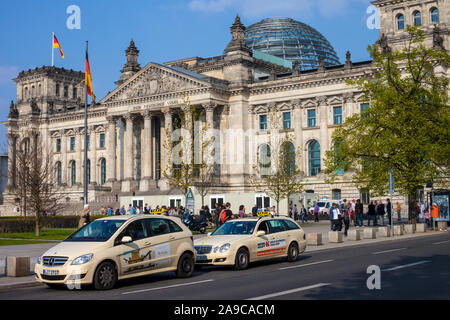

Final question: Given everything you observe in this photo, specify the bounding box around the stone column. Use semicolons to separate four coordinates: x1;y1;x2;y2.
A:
90;126;97;186
204;103;216;168
292;99;303;173
140;110;153;192
106;116;117;184
317;96;329;171
122;114;134;192
60;130;67;186
76;129;83;187
6;133;17;191
160;108;173;191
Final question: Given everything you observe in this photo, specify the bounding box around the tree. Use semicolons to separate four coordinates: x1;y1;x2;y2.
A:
12;134;65;236
249;109;304;215
324;26;450;223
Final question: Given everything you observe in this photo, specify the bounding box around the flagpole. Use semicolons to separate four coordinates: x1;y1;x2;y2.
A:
84;40;89;207
51;32;55;67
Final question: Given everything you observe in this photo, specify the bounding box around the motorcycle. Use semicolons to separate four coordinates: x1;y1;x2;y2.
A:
182;212;208;234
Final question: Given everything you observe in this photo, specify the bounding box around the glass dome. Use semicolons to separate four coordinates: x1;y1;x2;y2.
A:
245;17;341;71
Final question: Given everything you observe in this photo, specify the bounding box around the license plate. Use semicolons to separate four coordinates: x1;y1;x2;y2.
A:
196;255;207;261
43;269;59;276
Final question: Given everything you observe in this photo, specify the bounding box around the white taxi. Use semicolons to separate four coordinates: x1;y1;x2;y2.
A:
34;215;196;290
194;217;306;270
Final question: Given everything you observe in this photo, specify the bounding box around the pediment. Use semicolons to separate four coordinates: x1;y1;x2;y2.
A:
101;62;211;104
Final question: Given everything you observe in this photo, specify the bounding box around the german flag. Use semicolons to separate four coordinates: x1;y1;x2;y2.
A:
85;47;96;104
53;35;64;59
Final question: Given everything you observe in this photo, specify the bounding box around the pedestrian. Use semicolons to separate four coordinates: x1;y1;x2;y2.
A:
351;200;356;225
128;204;135;215
355;199;364;227
396;202;402;222
368;201;377;226
204;205;212;223
417;202;423;223
293;204;298;221
252;204;258;217
425;208;431;227
314;202;320;222
386;198;392;226
343;203;351;236
377;200;385;225
107;207;113;216
238;205;246;218
300;205;307;224
78;204;91;229
115;207;120;216
331;203;341;231
288;205;293;219
144;203;150;214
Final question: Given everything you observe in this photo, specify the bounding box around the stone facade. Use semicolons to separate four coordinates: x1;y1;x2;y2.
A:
2;0;448;216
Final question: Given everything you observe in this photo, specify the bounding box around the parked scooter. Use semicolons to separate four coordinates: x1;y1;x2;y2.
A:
182;212;208;234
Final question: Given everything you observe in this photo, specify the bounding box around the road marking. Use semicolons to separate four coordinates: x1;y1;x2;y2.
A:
122;279;214;295
383;260;431;272
278;259;334;270
372;248;406;255
432;240;450;245
247;283;331;300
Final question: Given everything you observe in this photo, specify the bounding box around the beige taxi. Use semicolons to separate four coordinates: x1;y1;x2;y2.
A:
194;216;306;270
34;215;196;290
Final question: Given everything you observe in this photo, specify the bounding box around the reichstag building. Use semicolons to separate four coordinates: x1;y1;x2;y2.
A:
2;0;448;215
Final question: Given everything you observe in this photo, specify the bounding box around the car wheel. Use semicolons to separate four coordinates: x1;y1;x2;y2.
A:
287;242;299;262
176;252;195;278
94;261;117;290
234;248;249;270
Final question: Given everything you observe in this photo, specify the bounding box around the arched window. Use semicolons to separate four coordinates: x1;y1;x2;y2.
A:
397;14;405;30
24;87;28;99
259;144;271;178
413;11;422;26
100;158;106;185
430;8;439;24
71;161;76;186
86;159;91;185
56;162;62;186
282;142;296;175
55;84;60;97
308;140;321;176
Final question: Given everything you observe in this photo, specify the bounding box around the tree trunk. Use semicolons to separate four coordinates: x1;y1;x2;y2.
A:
35;211;41;237
408;192;417;224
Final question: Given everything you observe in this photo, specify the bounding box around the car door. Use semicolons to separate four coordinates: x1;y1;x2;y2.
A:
144;218;178;270
114;219;153;277
251;220;279;261
263;220;289;258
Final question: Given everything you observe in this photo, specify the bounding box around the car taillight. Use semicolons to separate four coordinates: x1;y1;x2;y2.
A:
303;234;306;240
190;236;194;243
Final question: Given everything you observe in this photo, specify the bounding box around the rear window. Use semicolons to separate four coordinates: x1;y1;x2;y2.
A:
168;220;183;233
268;220;287;233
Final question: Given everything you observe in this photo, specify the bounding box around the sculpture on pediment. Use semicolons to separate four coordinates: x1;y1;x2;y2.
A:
376;33;391;55
433;25;445;50
30;98;40;115
9;100;19;119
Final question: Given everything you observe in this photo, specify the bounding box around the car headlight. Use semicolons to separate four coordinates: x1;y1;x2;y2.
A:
219;243;231;253
71;254;94;265
37;255;42;265
213;246;219;253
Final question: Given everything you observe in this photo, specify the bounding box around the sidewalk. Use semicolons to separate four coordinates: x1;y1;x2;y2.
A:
0;221;447;291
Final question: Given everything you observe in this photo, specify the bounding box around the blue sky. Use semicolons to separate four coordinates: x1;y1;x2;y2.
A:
0;0;379;147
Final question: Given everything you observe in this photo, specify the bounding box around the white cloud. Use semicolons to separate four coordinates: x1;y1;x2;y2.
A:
0;66;19;86
187;0;370;19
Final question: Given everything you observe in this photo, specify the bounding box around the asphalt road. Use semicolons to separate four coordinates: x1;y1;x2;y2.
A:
1;233;449;300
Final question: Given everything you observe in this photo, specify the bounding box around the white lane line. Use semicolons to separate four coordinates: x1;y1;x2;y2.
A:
278;259;334;270
432;240;450;245
372;248;406;255
122;279;214;295
382;260;431;272
247;283;331;300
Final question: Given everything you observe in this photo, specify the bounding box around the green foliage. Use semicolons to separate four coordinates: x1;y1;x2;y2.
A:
324;26;450;222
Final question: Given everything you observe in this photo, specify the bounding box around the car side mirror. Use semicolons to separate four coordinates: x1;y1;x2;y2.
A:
207;232;212;237
121;236;133;244
256;230;266;237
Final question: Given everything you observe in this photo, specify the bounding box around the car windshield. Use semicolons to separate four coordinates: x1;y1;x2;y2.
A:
317;202;326;207
65;219;126;242
211;221;257;235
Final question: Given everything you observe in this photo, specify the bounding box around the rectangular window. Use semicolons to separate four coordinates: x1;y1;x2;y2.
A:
332;189;342;200
361;103;370;114
56;138;61;153
99;133;105;148
86;135;90;150
333;106;342;125
259;115;267;131
307;109;316;127
55;84;60;97
73;87;77;99
283;112;291;130
361;189;370;205
70;137;75;151
64;86;68;98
